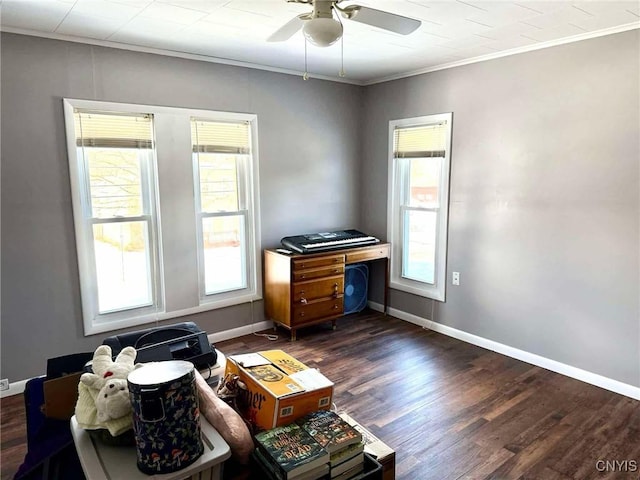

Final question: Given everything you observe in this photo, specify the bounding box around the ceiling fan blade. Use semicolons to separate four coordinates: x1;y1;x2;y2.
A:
342;5;421;35
267;15;306;42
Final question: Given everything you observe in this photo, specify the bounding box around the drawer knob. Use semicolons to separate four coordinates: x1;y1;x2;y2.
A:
333;304;339;310
301;263;306;268
333;269;339;273
299;312;305;317
300;298;307;304
301;274;306;279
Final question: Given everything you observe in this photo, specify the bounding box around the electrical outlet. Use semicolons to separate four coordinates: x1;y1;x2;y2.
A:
0;379;9;391
452;272;460;286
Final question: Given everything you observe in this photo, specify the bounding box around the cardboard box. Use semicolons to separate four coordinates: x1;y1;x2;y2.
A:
43;372;83;420
225;350;333;432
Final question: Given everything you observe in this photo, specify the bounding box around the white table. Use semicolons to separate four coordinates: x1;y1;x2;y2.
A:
70;415;231;480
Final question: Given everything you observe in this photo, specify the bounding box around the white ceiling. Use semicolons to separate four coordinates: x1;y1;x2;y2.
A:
1;0;638;84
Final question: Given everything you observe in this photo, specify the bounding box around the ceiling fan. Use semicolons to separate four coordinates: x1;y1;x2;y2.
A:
267;0;422;48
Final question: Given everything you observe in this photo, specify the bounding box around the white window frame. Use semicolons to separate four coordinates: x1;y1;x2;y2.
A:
64;100;164;335
63;99;262;336
387;113;452;302
191;115;261;305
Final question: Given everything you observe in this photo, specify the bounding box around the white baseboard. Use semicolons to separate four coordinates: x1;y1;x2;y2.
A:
207;320;273;344
6;311;638;401
368;301;640;401
0;378;30;398
1;320;274;398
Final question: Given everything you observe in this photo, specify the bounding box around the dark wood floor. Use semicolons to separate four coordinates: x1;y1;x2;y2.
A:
2;310;639;479
1;387;26;480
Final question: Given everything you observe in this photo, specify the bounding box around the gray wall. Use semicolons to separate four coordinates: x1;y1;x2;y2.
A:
361;30;640;387
1;33;362;381
2;30;639;389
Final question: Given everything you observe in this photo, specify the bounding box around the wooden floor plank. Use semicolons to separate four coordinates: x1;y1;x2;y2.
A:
1;310;638;480
1;398;27;480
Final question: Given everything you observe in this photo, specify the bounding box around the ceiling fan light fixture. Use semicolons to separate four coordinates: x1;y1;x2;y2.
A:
302;17;343;47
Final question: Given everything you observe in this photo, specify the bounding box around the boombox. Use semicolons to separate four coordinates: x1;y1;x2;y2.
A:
102;322;217;370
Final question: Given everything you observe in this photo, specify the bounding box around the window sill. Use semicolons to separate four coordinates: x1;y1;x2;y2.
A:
84;293;263;336
390;280;445;302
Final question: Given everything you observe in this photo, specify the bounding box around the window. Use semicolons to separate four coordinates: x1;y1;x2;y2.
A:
191;119;253;298
64;99;261;335
387;113;452;301
67;109;162;327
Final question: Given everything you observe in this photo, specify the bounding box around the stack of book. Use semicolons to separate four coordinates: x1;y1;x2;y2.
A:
253;410;367;480
338;411;395;479
253;422;330;480
297;410;365;480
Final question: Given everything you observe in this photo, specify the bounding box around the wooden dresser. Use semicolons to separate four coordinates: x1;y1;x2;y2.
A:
264;243;390;340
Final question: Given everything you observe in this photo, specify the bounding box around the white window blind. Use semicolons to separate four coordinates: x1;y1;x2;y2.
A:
393;123;447;158
191;120;251;154
74;111;154;149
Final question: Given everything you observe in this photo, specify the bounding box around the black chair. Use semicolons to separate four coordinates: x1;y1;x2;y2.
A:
14;353;92;480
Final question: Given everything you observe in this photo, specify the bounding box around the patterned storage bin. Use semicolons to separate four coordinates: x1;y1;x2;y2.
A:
128;360;204;475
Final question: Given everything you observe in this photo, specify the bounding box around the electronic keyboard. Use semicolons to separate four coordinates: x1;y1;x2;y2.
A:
281;229;380;254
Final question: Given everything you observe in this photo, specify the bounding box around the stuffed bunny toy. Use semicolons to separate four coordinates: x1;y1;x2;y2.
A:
80;345;141;423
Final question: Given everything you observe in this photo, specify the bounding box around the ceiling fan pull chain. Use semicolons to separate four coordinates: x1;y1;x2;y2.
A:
303;37;309;80
339;34;345;77
337;10;345;77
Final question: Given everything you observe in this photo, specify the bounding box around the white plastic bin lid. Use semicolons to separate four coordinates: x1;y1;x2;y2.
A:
128;360;194;386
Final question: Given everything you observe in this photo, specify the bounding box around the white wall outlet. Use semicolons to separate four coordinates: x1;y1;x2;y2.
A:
0;379;9;391
452;271;460;286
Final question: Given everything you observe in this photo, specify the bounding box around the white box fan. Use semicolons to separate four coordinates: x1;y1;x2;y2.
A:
344;264;369;314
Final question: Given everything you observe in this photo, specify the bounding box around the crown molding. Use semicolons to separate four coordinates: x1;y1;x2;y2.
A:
0;27;364;86
364;22;640;85
2;21;638;88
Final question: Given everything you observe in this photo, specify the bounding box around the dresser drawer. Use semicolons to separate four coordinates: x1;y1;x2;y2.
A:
293;264;344;282
293;276;343;303
293;297;344;324
345;244;390;264
293;254;345;271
